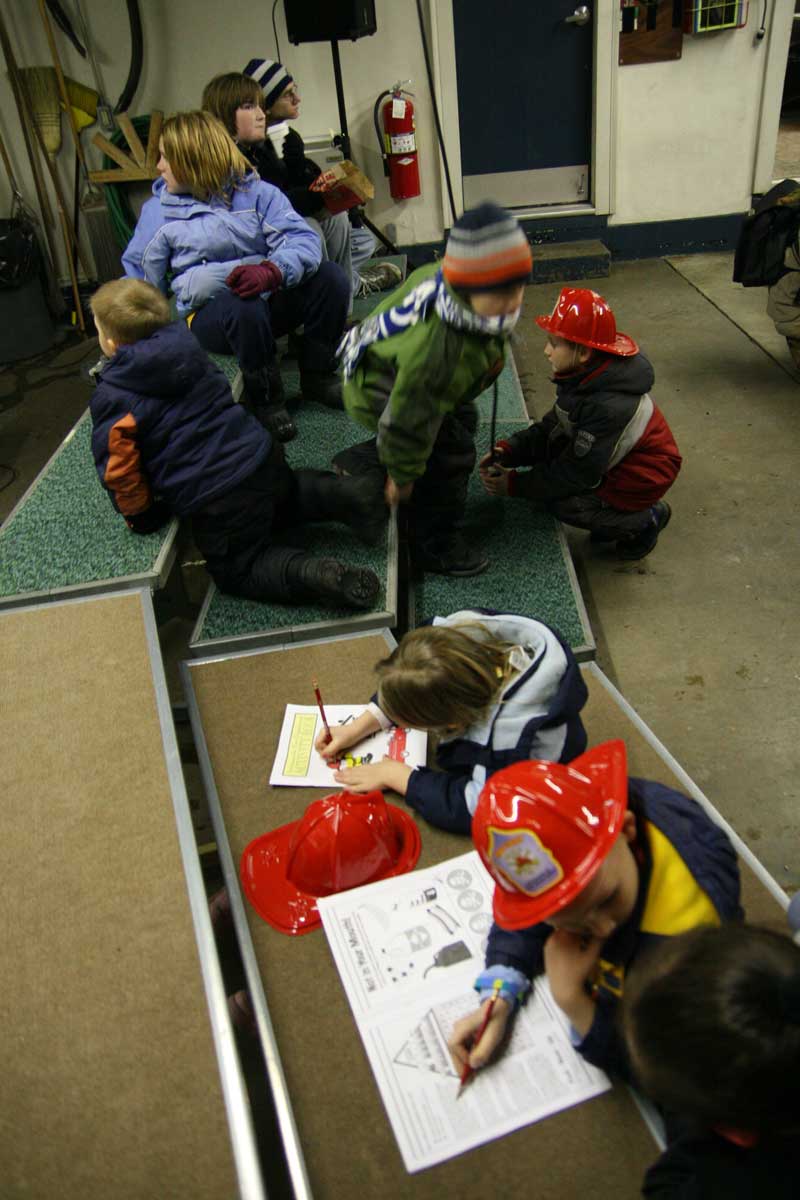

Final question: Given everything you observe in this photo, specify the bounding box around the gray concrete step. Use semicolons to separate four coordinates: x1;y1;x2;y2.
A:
531;239;610;284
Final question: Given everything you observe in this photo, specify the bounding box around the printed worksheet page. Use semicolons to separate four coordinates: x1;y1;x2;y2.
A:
269;704;427;788
318;850;610;1172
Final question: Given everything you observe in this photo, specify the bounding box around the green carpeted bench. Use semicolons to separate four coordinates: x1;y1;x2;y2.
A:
0;410;178;610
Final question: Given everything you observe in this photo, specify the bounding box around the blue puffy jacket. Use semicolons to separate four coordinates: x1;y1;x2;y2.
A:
122;173;322;315
90;321;271;518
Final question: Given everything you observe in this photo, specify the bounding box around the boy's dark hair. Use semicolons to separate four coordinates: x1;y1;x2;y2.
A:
622;924;800;1135
202;72;263;139
90;278;171;345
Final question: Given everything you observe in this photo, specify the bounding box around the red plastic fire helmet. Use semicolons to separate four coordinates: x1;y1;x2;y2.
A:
240;790;422;935
535;287;638;356
472;741;629;930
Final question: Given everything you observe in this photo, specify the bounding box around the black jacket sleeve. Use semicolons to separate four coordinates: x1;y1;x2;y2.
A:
485;920;549;977
282;128;324;217
502;410;558;465
509;394;642;501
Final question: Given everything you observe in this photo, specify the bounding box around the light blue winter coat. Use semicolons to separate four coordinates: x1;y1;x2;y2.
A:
122;173;322;316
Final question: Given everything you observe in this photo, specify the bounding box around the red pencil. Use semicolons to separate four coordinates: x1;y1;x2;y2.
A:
456;979;503;1099
312;676;332;743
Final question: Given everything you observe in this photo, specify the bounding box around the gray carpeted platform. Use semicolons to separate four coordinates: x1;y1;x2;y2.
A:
0;410;176;607
411;425;592;653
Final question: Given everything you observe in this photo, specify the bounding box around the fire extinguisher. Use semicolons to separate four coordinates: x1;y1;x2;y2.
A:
374;79;421;201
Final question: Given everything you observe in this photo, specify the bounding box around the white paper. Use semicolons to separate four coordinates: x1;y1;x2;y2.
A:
269;704;427;788
318;850;611;1172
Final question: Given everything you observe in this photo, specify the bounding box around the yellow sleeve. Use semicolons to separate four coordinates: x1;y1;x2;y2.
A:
640;821;721;936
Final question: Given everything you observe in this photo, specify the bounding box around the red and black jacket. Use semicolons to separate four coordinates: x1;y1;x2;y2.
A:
500;351;682;511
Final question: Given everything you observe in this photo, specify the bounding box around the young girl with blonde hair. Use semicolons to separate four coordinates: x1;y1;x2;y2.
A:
315;608;588;833
122;110;349;441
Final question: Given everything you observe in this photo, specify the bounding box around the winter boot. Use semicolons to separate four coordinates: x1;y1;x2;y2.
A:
413;531;489;577
617;501;672;561
331;437;383;480
242;364;296;442
299;337;344;409
293;469;386;545
286;552;380;610
299;368;343;409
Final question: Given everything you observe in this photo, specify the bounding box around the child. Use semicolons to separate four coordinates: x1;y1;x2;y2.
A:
88;278;380;610
480;286;682;560
335;202;533;576
622;924;799;1197
766;242;800;368
230;61;398;304
122;110;350;442
314;609;588;833
448;741;741;1081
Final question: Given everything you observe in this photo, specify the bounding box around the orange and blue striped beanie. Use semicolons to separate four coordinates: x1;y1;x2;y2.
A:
442;203;533;292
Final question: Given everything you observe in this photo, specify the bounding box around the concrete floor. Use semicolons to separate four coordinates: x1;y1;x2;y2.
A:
2;254;798;892
515;255;800;892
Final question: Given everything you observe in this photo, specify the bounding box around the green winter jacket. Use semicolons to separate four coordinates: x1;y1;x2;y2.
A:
343;262;508;486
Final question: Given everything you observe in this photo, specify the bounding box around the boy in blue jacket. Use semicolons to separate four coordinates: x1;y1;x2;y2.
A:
88;278;379;609
449;741;742;1081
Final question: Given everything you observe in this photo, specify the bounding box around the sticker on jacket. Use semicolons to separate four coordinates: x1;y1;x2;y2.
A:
486;826;564;895
574;429;596;457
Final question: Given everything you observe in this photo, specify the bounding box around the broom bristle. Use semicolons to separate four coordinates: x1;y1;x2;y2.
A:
19;66;62;156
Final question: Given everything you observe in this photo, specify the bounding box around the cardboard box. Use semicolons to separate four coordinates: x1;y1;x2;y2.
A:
309;159;375;214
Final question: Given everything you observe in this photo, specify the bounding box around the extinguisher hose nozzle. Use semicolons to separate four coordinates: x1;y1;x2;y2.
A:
373;89;394;177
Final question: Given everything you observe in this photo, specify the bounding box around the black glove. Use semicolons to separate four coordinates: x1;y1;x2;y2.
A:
283;128;321;188
282;127;306;169
126;500;172;535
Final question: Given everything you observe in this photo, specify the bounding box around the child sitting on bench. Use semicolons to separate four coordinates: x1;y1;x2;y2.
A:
88;278;380;610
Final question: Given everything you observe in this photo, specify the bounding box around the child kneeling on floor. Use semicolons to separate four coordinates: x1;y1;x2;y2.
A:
448;741;741;1081
314;608;589;832
88;278;380;610
480;287;682;561
623;923;800;1198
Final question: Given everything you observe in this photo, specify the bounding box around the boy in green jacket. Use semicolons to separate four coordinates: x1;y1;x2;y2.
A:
335;203;532;576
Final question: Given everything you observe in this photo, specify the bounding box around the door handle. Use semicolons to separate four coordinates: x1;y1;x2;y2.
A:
565;5;591;25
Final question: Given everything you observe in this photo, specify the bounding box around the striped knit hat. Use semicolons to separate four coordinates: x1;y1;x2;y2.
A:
442;203;532;292
243;58;293;109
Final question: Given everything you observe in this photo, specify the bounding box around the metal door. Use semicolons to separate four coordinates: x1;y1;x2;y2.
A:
453;1;594;208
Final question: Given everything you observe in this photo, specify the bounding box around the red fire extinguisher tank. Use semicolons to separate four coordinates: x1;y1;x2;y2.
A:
381;89;421;201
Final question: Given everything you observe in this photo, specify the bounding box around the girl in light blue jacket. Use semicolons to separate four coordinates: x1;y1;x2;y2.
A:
122;110;348;441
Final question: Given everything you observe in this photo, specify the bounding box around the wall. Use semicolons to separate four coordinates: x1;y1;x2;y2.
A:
0;0;442;282
0;0;794;285
611;3;794;227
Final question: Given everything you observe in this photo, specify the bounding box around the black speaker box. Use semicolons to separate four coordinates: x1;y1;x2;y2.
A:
284;0;377;44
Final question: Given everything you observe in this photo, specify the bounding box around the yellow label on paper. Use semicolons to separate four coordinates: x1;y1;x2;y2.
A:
283;712;318;777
